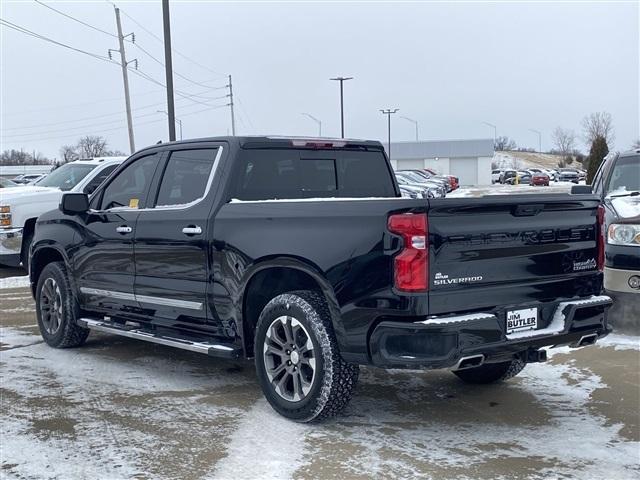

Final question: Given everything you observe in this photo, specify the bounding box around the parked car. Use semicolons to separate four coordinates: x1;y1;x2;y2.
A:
396;171;445;197
12;173;48;185
491;169;502;184
422;168;457;192
0;178;18;188
401;169;451;193
26;174;48;185
29;136;611;422
501;169;517;184
0;157;126;270
591;149;640;306
544;168;559;182
505;171;532;185
557;168;580;183
399;185;424;199
530;172;550;186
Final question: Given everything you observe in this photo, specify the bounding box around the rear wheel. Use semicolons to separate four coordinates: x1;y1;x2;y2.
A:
36;262;89;348
453;359;525;384
255;290;359;422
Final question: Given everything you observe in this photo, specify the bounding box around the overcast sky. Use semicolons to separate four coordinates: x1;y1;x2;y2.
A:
1;1;638;159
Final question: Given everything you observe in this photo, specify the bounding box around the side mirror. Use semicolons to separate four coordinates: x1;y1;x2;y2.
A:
60;193;89;214
571;185;592;194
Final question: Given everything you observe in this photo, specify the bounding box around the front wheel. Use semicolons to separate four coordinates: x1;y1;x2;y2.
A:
255;290;359;422
35;262;89;348
453;359;525;384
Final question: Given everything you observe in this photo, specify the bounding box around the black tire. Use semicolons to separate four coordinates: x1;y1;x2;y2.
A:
453;359;525;384
20;230;33;273
254;290;359;422
35;261;89;348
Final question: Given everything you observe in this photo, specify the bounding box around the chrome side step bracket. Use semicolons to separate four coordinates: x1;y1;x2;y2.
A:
78;318;241;359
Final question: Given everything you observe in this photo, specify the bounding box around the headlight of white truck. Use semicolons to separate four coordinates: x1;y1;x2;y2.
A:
607;223;640;246
0;205;11;228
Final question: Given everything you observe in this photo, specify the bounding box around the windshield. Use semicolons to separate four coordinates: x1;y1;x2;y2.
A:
606;155;640;196
37;164;96;191
400;171;427;183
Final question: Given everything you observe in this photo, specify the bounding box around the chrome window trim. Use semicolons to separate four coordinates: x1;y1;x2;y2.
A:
80;287;203;311
89;146;224;214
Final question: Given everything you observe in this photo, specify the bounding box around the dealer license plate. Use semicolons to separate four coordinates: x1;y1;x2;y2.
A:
506;308;538;334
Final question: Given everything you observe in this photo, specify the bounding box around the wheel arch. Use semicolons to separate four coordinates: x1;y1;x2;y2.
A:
239;256;344;357
30;244;70;297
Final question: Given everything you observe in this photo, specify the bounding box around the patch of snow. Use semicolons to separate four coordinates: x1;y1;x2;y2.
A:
506;295;611;340
597;333;640;351
609;195;640;219
417;313;496;325
211;400;311;480
0;275;30;289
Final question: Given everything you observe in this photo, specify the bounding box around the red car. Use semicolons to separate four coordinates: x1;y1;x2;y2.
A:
424;169;459;191
531;172;550;186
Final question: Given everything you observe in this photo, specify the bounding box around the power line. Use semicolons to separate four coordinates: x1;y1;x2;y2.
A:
0;18;117;65
117;5;228;78
1;100;229;139
2;88;225;131
1;103;229;143
34;0;117;38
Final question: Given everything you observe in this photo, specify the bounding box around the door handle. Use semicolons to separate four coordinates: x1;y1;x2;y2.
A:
116;225;132;234
182;225;202;235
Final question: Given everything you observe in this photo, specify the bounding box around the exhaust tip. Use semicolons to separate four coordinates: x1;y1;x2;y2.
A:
571;333;598;348
455;354;485;370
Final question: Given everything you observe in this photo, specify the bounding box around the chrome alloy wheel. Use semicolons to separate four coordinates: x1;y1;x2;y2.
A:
263;316;317;402
40;277;63;335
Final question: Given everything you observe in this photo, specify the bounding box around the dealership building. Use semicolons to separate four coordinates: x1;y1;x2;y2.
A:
385;138;495;185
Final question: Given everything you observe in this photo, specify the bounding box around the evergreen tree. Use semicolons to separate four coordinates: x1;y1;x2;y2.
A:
586;136;609;184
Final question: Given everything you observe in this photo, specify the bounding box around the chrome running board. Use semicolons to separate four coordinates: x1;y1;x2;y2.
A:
78;318;240;358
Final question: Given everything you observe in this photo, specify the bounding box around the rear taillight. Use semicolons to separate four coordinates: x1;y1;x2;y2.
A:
596;205;605;271
388;213;428;292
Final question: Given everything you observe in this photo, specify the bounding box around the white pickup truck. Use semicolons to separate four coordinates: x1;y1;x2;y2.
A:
0;157;125;269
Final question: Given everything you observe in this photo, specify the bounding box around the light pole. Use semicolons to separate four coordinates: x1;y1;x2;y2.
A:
380;109;399;161
330;76;353;138
301;113;322;137
529;128;542;153
400;116;419;141
482;121;497;145
157;110;183;140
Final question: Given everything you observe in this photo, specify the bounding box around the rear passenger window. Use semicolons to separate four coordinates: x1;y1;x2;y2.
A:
155;148;218;207
234;149;395;200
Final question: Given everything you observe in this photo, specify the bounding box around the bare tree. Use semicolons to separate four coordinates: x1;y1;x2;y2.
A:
0;149;51;166
581;112;614;146
494;136;517;151
59;145;79;164
551;127;575;157
77;135;108;158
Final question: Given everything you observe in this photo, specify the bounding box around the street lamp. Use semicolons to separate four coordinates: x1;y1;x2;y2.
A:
482;121;497;144
330;76;353;138
529;128;542;153
380;108;399;160
400;116;419;142
301;113;322;137
157;110;183;140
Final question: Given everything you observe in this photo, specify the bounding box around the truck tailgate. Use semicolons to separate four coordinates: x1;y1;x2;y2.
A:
427;194;603;314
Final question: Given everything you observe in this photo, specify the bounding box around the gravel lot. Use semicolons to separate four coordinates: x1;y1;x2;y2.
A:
1;269;638;480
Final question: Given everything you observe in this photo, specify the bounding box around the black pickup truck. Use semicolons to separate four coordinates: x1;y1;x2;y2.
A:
30;136;612;422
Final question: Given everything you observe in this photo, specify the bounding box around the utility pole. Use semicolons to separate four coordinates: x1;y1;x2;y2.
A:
228;74;236;136
400;116;419;142
330;76;353;138
482;121;497;146
380;109;399;161
529;128;542;153
157;110;183;140
162;0;176;141
112;6;135;154
301;113;322;136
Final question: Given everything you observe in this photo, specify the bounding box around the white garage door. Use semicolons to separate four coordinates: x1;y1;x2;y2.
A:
396;159;425;170
449;158;478;186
